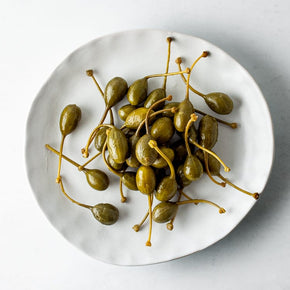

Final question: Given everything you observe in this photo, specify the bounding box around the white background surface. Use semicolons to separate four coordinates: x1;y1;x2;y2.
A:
0;0;289;289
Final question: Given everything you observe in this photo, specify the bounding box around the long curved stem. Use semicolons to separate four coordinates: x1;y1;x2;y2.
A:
132;211;149;232
86;70;104;95
109;110;114;125
193;141;231;172
86;69;114;125
59;179;92;209
179;190;199;205
101;140;123;178
82;123;113;158
166;190;182;231
183;114;231;173
177;198;226;214
184;114;199;156
148;140;175;180
175;58;205;98
180;190;194;201
185;69;191;100
146;193;153;247
98;107;110;127
162;37;172;90
135;107;177;136
195;109;237;129
190;51;208;70
119;178;127;203
145;95;172;134
183;50;207;100
56;135;65;183
87;123;109;147
204;151;226;187
132;195;152;232
218;173;260;200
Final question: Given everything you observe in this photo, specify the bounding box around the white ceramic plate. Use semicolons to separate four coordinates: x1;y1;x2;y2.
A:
25;30;274;265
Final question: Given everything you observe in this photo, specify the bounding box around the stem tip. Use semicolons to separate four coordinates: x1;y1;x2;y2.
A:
202;51;209;57
175;57;182;64
171;107;178;113
133;225;140;232
148;140;157;148
167;223;174;231
86;69;93;76
146;241;152;247
254;193;260;200
190;113;198;122
167;37;173;43
81;147;88;156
